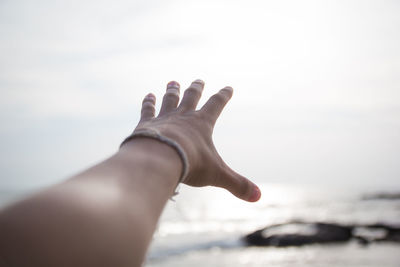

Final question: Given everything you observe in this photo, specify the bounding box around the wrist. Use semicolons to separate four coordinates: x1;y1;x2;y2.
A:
118;138;182;190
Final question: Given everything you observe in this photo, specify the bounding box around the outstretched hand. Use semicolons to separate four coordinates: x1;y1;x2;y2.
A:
132;79;261;202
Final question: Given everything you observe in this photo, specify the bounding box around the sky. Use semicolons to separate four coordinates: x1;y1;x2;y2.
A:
0;0;399;190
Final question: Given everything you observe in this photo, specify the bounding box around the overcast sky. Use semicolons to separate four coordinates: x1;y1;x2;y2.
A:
1;0;399;191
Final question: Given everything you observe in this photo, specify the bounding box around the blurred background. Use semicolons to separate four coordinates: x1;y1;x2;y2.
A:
1;0;399;266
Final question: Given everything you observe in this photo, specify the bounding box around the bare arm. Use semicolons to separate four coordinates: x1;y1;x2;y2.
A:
0;80;261;267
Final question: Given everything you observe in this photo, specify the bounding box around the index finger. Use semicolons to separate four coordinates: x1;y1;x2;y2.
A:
200;86;233;125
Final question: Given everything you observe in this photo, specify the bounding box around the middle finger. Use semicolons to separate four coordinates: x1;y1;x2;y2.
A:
178;79;205;112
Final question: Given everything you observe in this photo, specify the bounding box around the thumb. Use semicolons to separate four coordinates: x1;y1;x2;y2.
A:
215;166;261;202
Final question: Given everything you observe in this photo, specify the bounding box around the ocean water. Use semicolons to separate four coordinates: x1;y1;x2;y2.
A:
0;183;399;266
145;183;400;267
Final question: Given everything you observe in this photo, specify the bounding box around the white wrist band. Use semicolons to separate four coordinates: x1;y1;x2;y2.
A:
120;129;189;197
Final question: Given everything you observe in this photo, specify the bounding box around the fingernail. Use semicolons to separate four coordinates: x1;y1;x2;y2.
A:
146;93;155;99
248;186;261;202
223;86;233;92
193;79;204;85
167;81;180;89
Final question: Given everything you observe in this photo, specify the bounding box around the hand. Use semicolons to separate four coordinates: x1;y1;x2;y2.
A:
130;79;261;202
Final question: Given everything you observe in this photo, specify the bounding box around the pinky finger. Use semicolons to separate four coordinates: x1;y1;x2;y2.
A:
140;93;156;122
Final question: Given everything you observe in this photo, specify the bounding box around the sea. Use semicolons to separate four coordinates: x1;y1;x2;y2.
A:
145;183;400;267
1;183;399;267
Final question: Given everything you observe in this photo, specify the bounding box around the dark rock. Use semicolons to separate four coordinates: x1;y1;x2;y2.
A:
364;223;400;242
244;221;400;247
362;192;400;201
244;222;352;247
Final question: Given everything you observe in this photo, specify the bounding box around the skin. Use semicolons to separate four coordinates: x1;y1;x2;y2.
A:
0;79;261;267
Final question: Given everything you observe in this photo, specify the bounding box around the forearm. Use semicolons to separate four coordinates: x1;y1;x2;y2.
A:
0;138;181;267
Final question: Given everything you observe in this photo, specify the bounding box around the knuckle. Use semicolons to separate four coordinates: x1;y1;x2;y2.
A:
185;87;202;96
198;111;215;125
164;91;179;99
142;98;154;105
213;92;227;103
166;88;180;95
142;102;155;110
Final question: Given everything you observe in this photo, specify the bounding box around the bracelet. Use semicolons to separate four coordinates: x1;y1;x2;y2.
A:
120;129;189;197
